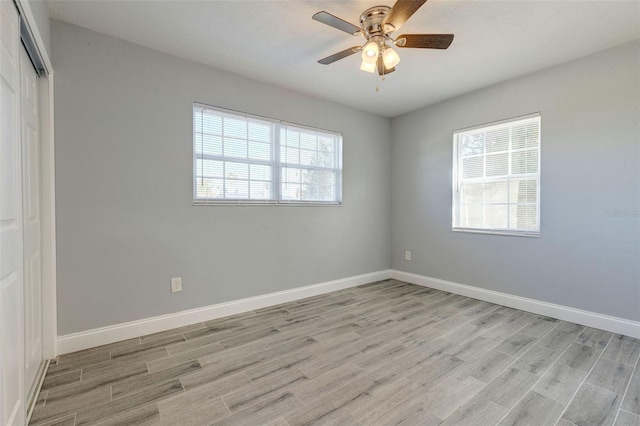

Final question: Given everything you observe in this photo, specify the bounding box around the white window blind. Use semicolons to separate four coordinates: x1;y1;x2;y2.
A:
452;114;541;236
193;103;342;204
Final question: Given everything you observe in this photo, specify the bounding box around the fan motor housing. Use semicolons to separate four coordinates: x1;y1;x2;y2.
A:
359;6;391;37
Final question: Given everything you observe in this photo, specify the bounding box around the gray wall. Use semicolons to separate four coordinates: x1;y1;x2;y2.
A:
52;21;392;335
53;18;639;335
391;41;640;321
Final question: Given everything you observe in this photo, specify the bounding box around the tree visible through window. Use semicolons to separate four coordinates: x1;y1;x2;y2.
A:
452;114;541;236
193;103;342;204
280;127;339;202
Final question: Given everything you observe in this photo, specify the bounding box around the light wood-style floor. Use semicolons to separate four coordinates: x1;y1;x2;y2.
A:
31;280;640;426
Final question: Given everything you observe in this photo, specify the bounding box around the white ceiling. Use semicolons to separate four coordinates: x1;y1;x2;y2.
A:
45;0;640;117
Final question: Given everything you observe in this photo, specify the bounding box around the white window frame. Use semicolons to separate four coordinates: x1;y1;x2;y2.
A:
193;103;343;205
452;113;541;237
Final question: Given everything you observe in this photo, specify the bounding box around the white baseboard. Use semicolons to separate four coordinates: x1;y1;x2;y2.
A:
57;269;639;355
57;270;392;355
391;270;640;339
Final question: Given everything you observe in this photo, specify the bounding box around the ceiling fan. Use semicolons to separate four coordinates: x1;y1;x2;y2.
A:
313;0;454;76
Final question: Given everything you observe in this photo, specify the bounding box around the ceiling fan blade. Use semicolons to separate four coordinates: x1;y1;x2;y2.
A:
318;46;360;65
313;11;361;36
376;56;396;76
382;0;428;32
396;34;454;49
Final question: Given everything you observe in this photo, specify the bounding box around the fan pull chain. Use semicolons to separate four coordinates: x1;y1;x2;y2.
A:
375;72;386;93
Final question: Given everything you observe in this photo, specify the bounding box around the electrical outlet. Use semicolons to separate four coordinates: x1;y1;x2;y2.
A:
405;251;412;261
170;277;182;293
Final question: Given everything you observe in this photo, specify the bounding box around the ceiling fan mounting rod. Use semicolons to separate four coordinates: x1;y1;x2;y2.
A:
360;5;392;38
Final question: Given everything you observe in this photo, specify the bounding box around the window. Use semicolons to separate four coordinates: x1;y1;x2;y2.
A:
452;113;540;236
193;103;342;204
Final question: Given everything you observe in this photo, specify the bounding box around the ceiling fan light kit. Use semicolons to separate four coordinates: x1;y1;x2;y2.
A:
360;61;377;73
361;41;379;64
382;47;401;69
313;0;454;77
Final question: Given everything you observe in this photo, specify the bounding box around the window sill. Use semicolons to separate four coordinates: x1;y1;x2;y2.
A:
452;228;540;238
192;200;342;207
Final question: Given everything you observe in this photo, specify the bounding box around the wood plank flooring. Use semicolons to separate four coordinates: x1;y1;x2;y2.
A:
30;280;640;426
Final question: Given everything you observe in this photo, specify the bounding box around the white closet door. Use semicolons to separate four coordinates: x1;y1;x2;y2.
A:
21;44;42;398
0;1;26;425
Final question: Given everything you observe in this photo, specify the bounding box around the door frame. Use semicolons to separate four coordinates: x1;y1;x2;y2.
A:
16;0;57;360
